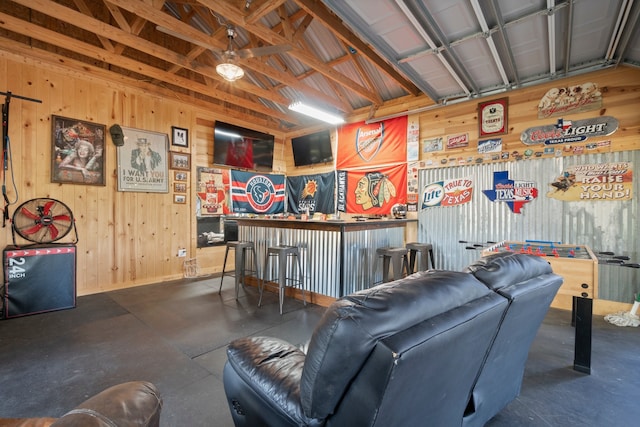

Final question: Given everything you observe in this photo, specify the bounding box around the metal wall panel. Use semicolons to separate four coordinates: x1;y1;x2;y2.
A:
417;151;639;303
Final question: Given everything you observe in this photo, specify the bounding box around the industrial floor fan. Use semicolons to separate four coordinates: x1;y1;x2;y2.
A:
11;198;78;245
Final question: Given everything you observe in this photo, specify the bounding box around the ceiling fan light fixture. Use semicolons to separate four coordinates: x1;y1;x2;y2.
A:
288;101;345;125
216;61;244;82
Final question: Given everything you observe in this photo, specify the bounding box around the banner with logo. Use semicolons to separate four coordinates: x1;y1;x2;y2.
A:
336;116;407;169
547;162;633;201
230;170;285;214
337;164;407;214
286;172;336;214
421;177;473;209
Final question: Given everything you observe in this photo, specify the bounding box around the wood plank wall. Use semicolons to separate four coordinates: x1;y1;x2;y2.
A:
0;52;638;296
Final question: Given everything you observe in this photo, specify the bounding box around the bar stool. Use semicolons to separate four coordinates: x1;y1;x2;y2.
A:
406;242;435;273
219;241;260;299
260;245;307;314
375;247;409;284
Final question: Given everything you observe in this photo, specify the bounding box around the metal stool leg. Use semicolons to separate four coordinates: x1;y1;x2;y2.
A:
277;251;289;314
219;245;230;294
259;252;269;308
293;250;306;306
408;250;417;274
234;246;245;299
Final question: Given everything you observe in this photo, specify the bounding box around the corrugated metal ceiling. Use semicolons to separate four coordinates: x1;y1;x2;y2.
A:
323;0;640;104
0;0;637;131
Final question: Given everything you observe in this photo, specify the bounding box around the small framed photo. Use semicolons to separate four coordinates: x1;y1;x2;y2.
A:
478;97;508;137
169;151;191;170
171;126;188;148
174;171;188;181
174;182;187;193
174;194;187;204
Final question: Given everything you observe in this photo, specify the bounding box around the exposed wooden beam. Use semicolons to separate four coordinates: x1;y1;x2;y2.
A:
196;0;383;104
0;11;300;125
246;0;287;25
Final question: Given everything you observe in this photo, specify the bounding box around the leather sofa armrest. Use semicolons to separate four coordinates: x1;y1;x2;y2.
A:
51;381;161;427
225;337;309;426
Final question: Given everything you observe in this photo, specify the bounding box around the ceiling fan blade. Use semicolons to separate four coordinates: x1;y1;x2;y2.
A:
237;44;292;59
156;26;223;56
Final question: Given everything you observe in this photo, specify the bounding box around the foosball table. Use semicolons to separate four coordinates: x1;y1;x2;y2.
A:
483;240;598;312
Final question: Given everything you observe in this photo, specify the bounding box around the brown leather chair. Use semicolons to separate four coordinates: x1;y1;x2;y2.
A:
0;381;161;427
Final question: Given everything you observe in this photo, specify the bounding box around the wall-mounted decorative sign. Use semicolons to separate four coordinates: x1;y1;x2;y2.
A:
482;170;538;214
478;97;508;137
520;116;619;146
116;126;168;193
547;162;633;201
537;82;602;119
51;115;106;186
446;133;469;149
421;177;473;209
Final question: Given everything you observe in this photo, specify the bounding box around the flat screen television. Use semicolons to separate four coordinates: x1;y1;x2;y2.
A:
213;121;274;171
291;129;333;167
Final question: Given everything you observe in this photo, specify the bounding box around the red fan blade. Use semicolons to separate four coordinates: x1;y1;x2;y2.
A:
51;214;72;222
41;200;56;215
21;223;44;236
19;207;41;221
47;224;60;240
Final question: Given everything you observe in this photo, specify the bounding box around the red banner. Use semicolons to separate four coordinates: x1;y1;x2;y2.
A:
337;116;407;169
341;164;407;215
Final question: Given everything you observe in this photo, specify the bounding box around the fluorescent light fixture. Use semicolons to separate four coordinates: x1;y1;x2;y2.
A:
288;101;345;125
216;61;244;82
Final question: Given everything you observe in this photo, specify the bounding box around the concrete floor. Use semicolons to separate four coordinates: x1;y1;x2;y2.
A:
1;276;639;426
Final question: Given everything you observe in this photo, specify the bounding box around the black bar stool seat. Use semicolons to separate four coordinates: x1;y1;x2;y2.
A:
406;242;435;273
260;245;307;314
375;247;409;284
219;241;260;299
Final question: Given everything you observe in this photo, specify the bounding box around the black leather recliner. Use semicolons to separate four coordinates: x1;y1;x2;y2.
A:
223;253;562;426
463;252;563;426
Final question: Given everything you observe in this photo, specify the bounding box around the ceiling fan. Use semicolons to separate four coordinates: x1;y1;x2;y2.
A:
157;24;292;82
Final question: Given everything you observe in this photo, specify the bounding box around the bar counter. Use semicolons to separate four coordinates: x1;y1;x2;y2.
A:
234;217;416;300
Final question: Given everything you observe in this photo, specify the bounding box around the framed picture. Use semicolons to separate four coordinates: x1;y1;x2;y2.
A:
174;182;187;193
174;171;188;181
478;97;508;137
196;167;227;216
116;126;169;193
174;194;187;204
172;126;188;148
169;151;191;170
51;115;106;185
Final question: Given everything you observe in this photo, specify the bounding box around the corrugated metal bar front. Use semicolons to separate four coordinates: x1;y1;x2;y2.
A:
417;150;639;305
238;222;407;298
239;224;341;298
342;227;405;295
